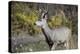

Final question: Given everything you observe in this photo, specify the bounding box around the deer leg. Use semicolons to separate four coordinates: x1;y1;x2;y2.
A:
51;42;57;50
64;40;69;49
48;41;53;50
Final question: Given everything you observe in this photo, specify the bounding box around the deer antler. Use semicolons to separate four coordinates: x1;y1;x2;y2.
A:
38;8;48;20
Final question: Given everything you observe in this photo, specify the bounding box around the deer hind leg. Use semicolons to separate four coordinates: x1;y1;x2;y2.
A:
64;40;69;49
64;35;72;49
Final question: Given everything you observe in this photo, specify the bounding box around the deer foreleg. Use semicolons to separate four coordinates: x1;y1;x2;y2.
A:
51;42;57;50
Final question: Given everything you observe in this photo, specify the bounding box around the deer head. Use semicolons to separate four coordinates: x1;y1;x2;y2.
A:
35;10;48;28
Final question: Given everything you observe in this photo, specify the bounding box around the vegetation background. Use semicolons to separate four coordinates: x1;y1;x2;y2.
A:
10;1;78;53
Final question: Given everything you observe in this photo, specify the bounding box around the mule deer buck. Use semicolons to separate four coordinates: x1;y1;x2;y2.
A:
35;10;73;50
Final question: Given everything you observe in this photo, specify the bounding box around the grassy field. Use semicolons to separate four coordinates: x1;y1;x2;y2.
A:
11;33;78;53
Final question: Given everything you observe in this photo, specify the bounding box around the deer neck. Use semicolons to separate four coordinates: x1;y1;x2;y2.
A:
41;23;52;37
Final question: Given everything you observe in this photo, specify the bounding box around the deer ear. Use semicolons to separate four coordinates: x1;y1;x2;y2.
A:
43;12;48;19
41;10;48;19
